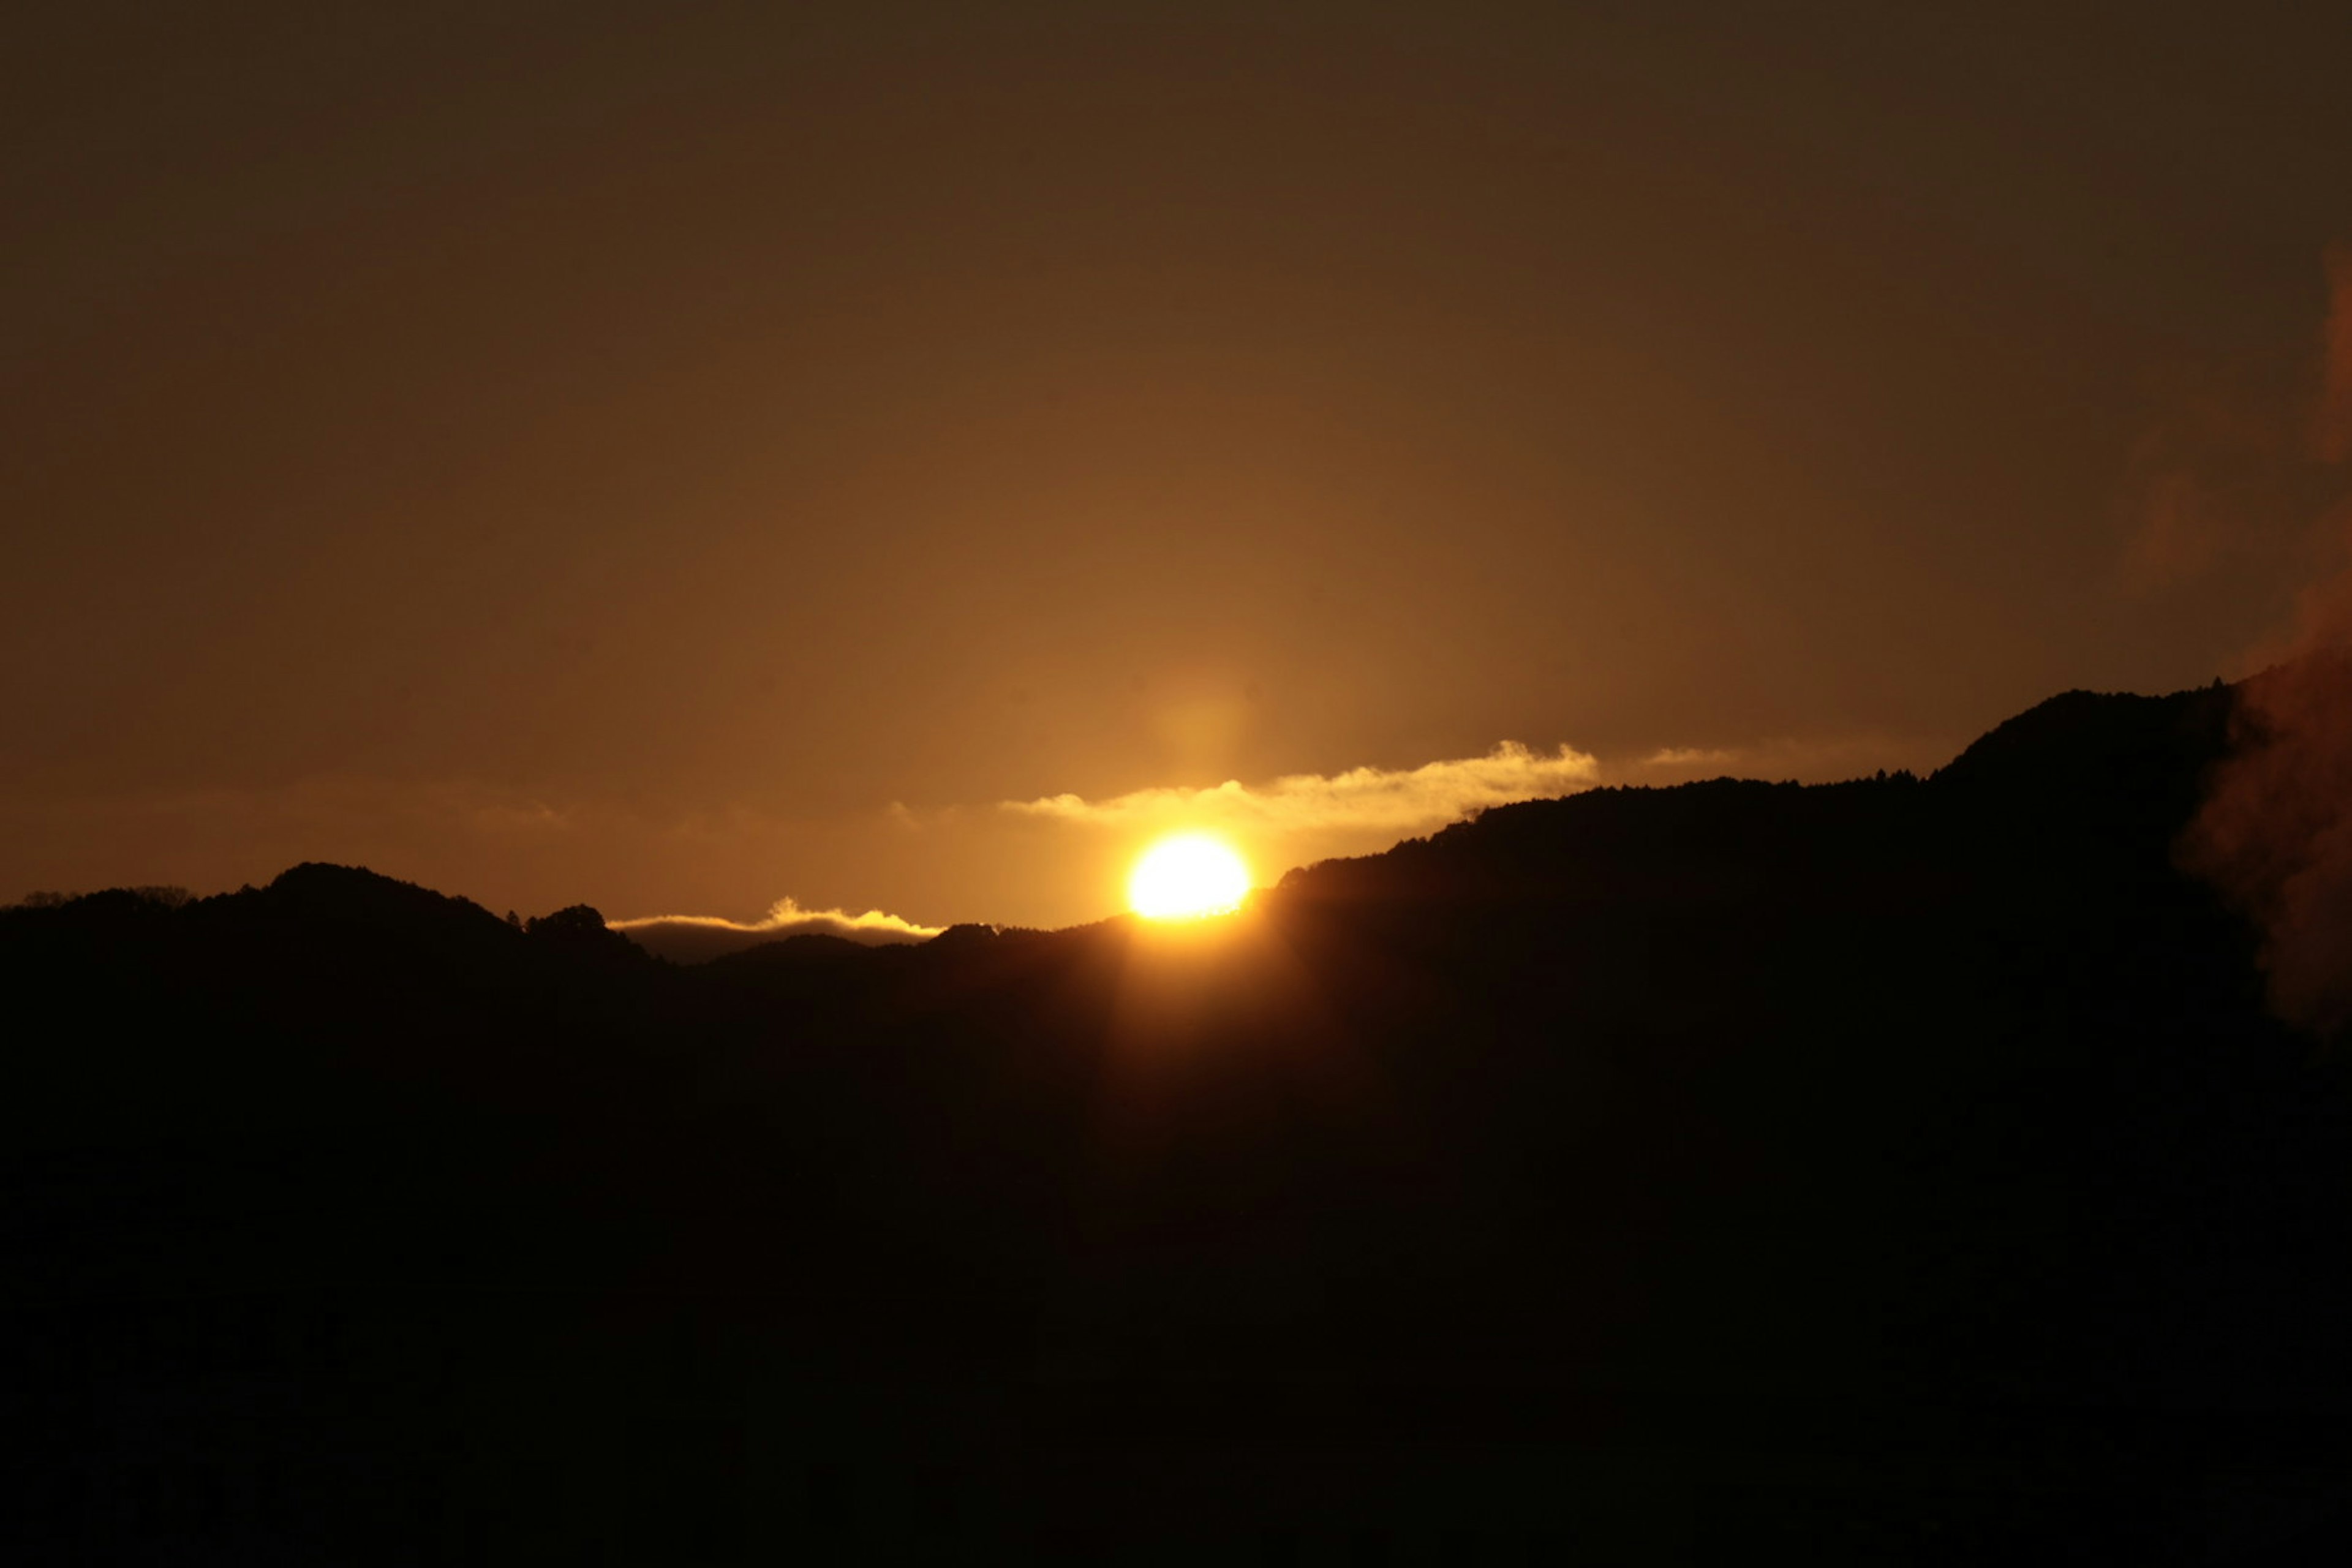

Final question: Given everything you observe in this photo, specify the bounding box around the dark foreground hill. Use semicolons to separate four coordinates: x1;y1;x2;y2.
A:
7;683;2352;1561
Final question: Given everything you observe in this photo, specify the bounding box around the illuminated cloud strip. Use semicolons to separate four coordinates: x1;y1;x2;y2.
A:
1642;746;1736;769
1622;734;1926;785
1003;741;1601;835
612;897;941;963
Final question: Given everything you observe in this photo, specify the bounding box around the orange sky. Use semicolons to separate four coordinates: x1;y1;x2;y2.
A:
8;4;2351;930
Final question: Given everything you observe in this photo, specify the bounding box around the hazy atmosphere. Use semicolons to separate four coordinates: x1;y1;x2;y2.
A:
10;2;2350;927
22;7;2352;1557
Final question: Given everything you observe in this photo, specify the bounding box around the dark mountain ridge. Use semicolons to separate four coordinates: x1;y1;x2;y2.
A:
8;680;2350;1560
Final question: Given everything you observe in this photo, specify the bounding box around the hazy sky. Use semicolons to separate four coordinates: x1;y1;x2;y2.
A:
9;2;2351;928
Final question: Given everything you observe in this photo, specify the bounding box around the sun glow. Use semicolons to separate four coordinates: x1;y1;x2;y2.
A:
1128;834;1252;920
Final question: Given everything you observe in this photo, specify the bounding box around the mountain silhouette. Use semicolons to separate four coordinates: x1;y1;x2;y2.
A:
7;680;2350;1561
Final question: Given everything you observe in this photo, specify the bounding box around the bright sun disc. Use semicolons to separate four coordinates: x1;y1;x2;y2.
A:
1128;834;1251;920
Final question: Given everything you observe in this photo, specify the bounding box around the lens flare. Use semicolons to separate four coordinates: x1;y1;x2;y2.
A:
1128;834;1251;920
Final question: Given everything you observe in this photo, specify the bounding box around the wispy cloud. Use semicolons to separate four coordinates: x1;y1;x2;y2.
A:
1619;734;1931;786
1640;746;1736;770
612;897;941;963
1003;741;1600;837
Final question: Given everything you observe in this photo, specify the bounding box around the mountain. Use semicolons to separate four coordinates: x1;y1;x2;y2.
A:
7;681;2350;1561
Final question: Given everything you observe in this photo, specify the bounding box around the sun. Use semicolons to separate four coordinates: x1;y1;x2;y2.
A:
1128;834;1252;920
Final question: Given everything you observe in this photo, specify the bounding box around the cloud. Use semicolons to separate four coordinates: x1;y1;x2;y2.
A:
2111;247;2352;600
2181;245;2352;1035
1619;734;1931;786
2183;650;2352;1036
611;897;941;964
2317;241;2352;464
1640;746;1736;769
1001;741;1601;838
2113;364;2307;594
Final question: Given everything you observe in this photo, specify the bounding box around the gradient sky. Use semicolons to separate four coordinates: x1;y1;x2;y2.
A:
9;2;2351;929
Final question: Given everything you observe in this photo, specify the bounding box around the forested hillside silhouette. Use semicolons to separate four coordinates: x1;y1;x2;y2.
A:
9;681;2352;1561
